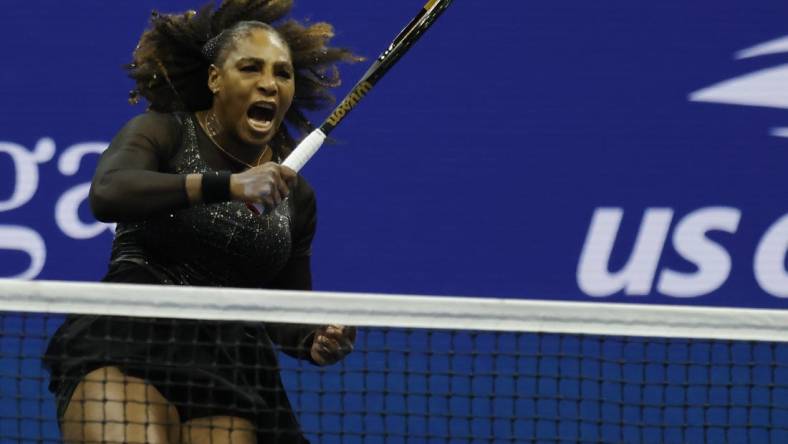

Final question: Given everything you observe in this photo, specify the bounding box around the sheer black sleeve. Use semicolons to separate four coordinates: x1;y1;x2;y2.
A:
266;177;319;361
90;112;187;223
270;177;317;291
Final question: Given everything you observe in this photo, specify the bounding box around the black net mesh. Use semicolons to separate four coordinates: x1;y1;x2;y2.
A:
1;309;787;443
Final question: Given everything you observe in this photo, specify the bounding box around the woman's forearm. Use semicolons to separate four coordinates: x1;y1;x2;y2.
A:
90;170;203;222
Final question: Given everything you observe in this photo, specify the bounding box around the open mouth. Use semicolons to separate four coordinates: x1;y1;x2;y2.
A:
247;101;276;131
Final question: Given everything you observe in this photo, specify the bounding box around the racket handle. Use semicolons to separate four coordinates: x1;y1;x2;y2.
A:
282;129;327;173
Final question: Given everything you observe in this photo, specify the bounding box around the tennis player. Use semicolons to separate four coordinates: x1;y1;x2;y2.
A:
43;1;357;443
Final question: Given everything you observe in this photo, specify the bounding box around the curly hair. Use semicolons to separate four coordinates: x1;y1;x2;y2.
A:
127;0;360;156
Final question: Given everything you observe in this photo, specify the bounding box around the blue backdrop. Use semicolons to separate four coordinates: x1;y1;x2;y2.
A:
2;2;788;443
2;0;787;308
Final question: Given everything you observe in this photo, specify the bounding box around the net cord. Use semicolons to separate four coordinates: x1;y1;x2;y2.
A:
0;279;786;342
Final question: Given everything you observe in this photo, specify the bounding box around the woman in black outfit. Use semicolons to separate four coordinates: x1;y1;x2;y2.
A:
44;1;358;443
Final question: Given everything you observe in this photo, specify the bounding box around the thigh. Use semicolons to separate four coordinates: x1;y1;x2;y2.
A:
181;416;257;444
61;366;181;444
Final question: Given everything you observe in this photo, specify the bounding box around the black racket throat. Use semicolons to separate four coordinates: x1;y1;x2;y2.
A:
319;0;454;135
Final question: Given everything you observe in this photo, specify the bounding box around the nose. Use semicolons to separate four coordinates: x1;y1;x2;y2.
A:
256;72;277;96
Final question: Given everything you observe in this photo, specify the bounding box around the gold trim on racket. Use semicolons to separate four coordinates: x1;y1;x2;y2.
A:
325;81;374;127
425;0;441;10
318;0;454;134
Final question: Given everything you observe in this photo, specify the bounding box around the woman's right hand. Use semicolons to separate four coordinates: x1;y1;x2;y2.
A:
230;163;298;212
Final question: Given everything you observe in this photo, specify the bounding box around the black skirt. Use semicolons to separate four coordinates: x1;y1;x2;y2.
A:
43;263;309;444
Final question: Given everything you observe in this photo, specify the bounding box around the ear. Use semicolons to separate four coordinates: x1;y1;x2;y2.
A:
207;64;221;95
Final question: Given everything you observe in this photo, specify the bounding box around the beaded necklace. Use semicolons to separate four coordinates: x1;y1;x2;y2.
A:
199;111;270;168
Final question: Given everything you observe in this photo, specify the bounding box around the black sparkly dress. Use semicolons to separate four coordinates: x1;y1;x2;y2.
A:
44;112;317;443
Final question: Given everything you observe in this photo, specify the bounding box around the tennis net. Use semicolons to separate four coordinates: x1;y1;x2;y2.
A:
0;279;787;443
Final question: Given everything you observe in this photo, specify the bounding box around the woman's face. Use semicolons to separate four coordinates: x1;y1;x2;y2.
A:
209;28;295;148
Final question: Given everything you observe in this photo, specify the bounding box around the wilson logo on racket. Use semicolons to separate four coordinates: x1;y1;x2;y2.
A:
689;35;788;138
326;81;373;126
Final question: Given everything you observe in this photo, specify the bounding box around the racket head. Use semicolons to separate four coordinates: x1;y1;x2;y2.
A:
371;0;454;78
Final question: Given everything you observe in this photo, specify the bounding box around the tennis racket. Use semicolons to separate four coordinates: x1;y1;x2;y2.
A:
282;0;454;172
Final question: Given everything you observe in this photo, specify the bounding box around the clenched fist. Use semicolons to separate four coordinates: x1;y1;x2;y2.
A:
310;325;356;366
230;162;297;212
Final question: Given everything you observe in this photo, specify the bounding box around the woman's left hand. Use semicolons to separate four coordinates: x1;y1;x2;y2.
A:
310;325;356;365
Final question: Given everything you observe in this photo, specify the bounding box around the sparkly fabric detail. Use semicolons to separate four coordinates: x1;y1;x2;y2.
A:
110;113;293;287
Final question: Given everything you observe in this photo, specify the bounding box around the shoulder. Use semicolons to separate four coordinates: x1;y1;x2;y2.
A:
120;111;182;138
113;111;184;158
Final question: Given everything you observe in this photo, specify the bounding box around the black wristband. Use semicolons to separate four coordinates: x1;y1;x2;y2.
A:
201;171;232;204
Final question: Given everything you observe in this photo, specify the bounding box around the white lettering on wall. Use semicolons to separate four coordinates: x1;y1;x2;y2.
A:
577;208;673;297
0;138;55;279
657;207;740;297
55;142;113;239
0;138;55;211
754;214;788;297
0;225;46;279
578;207;740;298
0;138;112;279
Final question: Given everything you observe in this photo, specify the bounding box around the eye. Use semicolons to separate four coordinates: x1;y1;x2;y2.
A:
277;70;293;80
240;65;259;73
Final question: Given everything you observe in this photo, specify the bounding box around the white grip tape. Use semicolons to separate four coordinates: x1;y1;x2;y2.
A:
282;129;327;173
